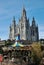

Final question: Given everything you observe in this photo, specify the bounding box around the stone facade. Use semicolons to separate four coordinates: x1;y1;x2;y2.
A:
9;7;39;42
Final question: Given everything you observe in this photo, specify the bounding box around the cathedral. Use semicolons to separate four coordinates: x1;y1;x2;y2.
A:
9;7;39;42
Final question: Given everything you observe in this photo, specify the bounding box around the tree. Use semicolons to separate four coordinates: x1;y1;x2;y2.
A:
0;46;3;54
28;42;43;65
31;42;42;58
5;39;12;46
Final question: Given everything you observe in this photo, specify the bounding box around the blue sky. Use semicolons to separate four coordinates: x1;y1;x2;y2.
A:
0;0;44;40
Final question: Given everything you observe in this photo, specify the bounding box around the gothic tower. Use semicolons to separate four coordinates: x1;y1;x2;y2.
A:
9;17;16;40
19;7;31;40
31;17;39;42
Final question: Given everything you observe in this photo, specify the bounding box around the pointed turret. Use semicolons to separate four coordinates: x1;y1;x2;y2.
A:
12;16;16;26
32;17;36;26
22;6;26;17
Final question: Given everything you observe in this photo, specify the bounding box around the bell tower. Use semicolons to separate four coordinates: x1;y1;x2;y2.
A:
31;17;39;42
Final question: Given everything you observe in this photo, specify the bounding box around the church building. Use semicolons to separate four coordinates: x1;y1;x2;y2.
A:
9;7;39;42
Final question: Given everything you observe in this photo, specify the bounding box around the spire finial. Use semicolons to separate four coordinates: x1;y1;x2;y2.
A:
12;16;16;25
12;16;16;23
32;17;36;26
13;16;15;21
33;17;34;20
22;5;26;17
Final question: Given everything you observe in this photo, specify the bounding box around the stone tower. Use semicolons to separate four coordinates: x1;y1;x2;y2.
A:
9;17;16;40
31;17;39;42
19;7;31;40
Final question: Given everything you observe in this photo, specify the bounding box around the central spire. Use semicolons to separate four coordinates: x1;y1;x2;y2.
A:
22;6;26;17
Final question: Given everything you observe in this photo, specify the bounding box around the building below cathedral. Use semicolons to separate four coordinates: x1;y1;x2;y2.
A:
9;7;39;42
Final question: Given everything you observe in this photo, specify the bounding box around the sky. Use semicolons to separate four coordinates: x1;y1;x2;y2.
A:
0;0;44;40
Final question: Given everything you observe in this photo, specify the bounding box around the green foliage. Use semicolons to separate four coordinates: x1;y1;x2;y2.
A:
5;39;12;46
28;42;43;65
0;47;3;54
31;42;42;58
